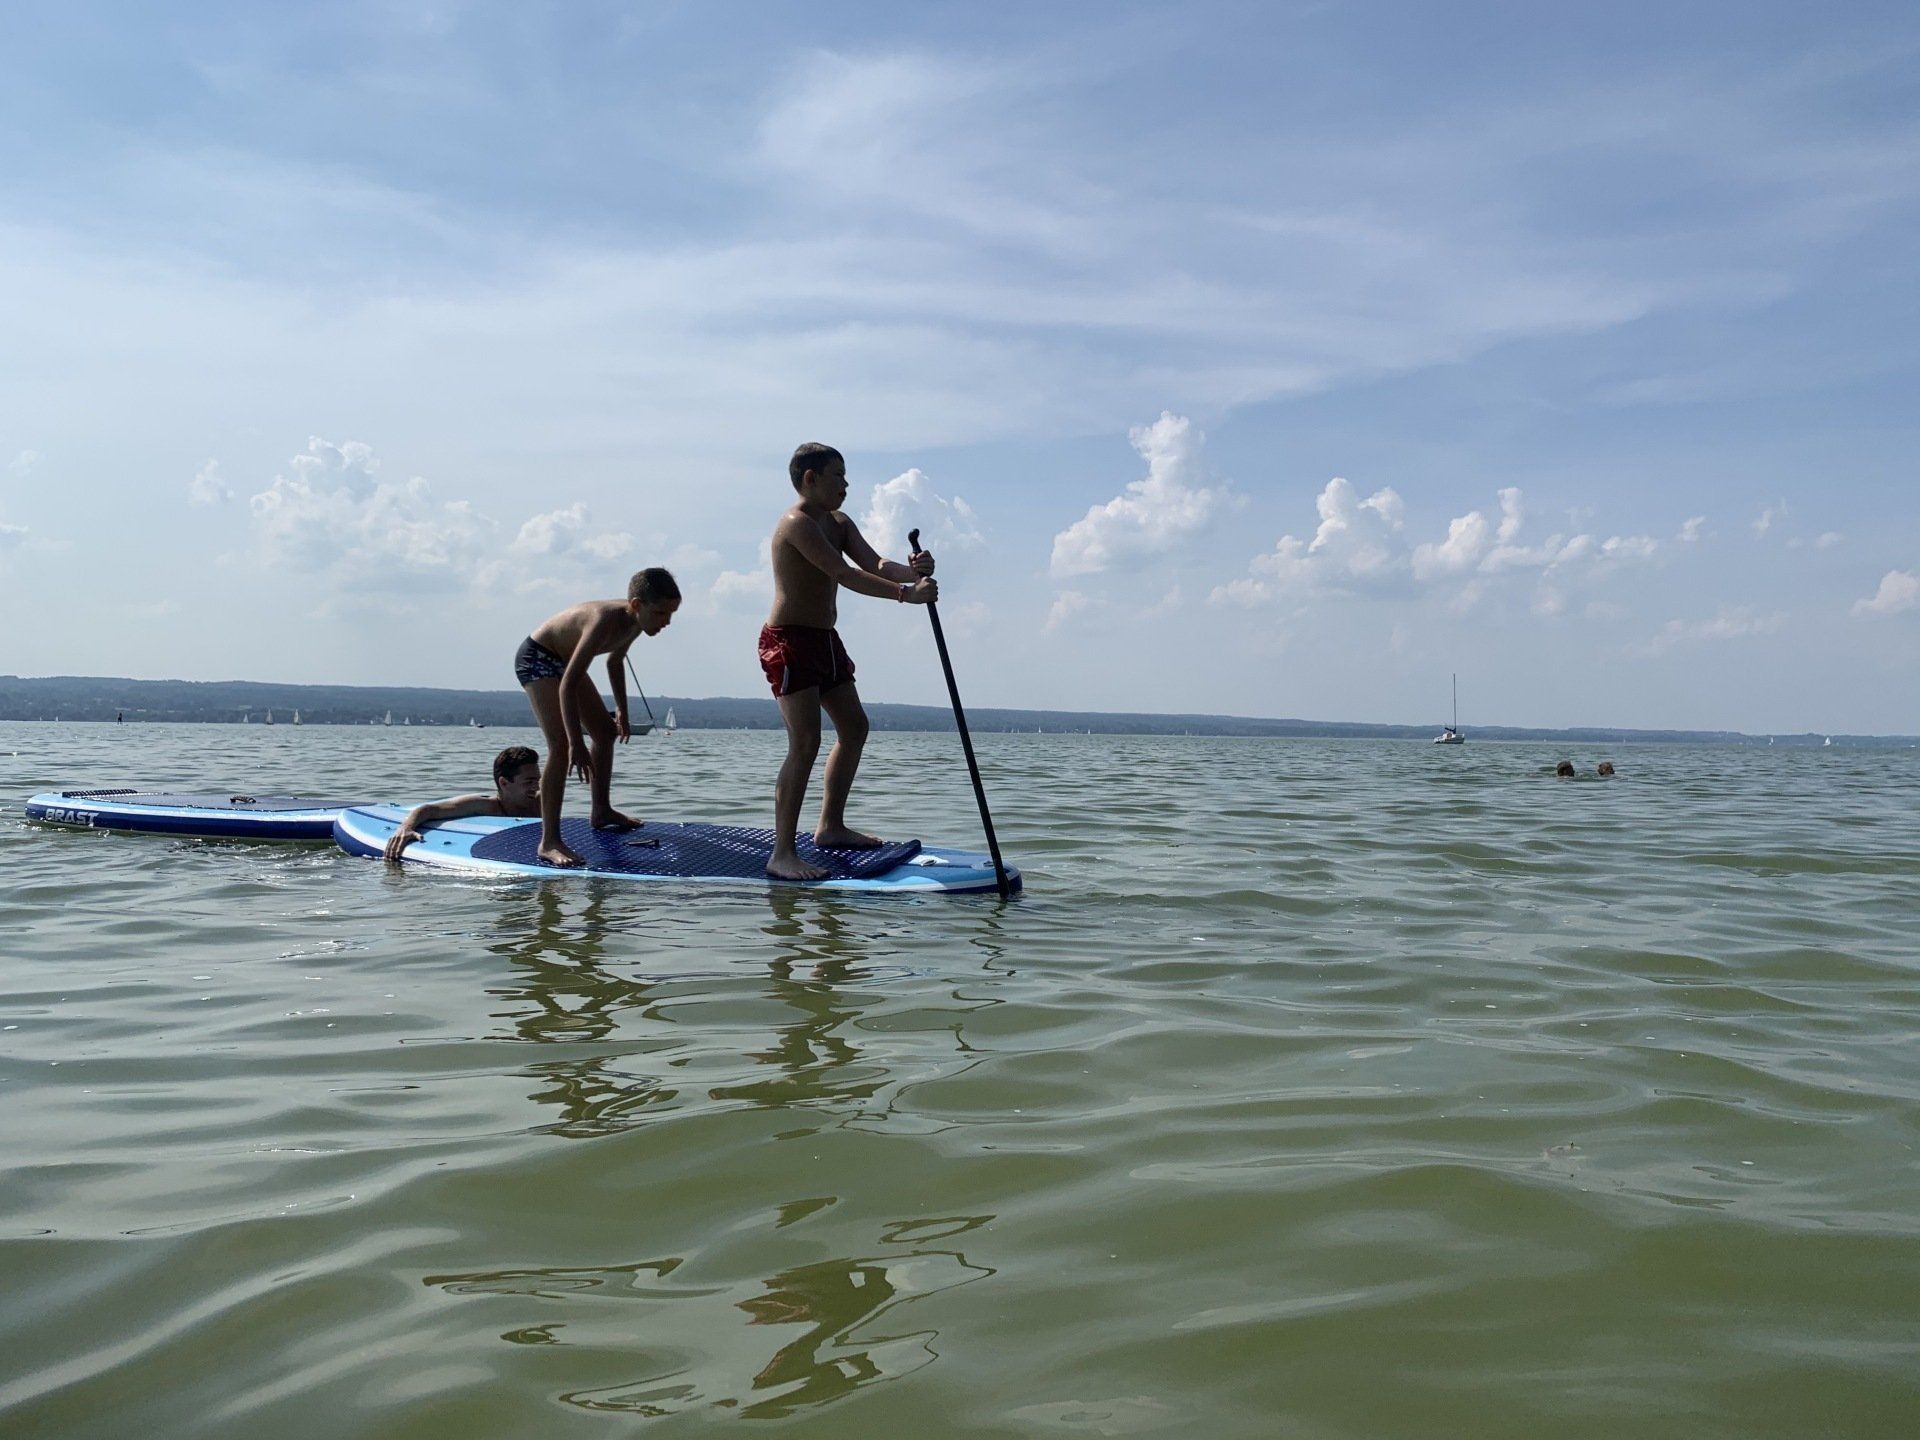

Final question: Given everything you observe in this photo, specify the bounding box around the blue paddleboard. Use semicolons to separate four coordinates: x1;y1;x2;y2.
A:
25;790;375;841
333;805;1021;895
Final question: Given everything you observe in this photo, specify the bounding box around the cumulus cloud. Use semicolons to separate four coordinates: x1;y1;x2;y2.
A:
188;459;232;506
1050;413;1224;578
1753;500;1788;537
1788;530;1844;551
1214;481;1677;608
248;437;495;590
509;503;633;563
1853;569;1919;618
1640;604;1785;655
710;565;770;606
1045;590;1093;631
1214;476;1407;604
860;467;980;559
1679;516;1707;544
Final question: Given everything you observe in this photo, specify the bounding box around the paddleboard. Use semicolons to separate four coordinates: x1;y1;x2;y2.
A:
24;790;374;841
333;805;1021;895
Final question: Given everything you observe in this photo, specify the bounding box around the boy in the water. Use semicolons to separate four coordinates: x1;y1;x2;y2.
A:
760;443;937;881
383;745;544;860
516;567;681;867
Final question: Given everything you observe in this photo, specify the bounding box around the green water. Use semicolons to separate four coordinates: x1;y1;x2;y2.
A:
2;723;1917;1438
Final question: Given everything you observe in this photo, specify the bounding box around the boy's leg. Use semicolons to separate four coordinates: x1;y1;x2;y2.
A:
768;687;827;880
524;678;583;867
815;683;880;848
574;674;639;830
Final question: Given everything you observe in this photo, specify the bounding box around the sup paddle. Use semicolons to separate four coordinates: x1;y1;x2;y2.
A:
909;527;1011;899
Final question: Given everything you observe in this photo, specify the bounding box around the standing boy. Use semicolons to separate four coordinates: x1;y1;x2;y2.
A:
760;443;936;881
515;567;680;867
382;745;544;860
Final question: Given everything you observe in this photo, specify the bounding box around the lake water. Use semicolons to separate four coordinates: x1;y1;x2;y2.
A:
2;722;1917;1438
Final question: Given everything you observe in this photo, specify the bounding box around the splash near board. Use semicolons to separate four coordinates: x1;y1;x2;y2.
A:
332;805;1021;895
25;790;376;841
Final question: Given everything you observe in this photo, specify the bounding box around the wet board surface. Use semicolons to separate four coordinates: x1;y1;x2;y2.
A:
24;790;375;840
334;805;1020;895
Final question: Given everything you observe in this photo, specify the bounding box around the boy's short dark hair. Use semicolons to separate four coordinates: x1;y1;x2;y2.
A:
789;443;844;491
627;567;681;605
493;745;539;784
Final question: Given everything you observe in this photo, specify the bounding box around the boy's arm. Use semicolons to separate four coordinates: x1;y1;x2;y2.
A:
384;794;495;860
840;518;934;583
606;644;632;742
783;515;936;604
558;610;622;778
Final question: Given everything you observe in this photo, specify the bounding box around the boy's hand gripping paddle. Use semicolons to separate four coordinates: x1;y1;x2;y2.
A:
909;527;1011;899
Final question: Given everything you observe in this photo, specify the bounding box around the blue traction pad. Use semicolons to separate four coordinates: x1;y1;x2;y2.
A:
469;818;922;881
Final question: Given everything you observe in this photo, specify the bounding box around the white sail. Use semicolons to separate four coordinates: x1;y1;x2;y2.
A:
664;707;677;734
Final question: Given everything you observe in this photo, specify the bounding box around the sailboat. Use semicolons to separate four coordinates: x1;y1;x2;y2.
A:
292;710;301;726
1434;674;1465;745
470;717;484;729
383;711;392;726
663;706;677;736
1823;735;1833;747
265;709;274;725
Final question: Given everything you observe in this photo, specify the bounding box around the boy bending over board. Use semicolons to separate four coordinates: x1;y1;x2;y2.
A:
516;567;681;868
761;443;936;881
383;745;543;861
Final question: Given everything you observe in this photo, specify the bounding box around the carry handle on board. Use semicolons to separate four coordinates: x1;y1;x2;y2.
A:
909;527;1011;899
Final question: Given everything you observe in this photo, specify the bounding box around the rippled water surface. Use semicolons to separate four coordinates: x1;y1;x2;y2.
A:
2;722;1917;1438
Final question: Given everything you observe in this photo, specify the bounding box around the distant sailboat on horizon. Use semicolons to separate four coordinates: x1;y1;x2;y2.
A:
383;710;392;726
1434;674;1466;745
292;709;301;726
265;709;274;725
663;706;677;736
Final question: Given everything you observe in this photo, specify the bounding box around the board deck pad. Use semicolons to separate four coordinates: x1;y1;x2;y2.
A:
332;805;1018;894
471;819;921;880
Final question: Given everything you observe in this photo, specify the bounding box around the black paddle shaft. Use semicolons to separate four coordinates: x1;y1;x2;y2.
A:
909;528;1011;899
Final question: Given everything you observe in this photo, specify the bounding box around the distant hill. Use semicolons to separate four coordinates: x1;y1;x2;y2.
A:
1;674;1909;746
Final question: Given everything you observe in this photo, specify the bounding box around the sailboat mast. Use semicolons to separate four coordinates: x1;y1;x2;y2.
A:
1452;673;1458;730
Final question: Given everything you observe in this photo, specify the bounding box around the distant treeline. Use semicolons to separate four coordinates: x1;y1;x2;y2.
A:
0;674;1907;746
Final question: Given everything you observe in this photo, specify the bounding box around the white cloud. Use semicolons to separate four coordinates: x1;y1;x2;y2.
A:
1216;481;1672;608
1852;569;1919;618
1679;516;1707;544
1045;590;1094;631
510;503;633;563
188;459;232;506
1753;500;1788;536
710;565;770;607
1641;604;1785;654
1051;413;1225;578
0;519;27;551
1789;530;1845;551
248;437;495;590
860;467;981;561
1215;477;1407;604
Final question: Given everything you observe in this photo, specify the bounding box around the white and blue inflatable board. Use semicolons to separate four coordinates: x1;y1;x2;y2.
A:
334;805;1021;895
25;790;372;841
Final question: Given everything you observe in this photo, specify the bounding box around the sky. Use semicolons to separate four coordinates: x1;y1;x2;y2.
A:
1;1;1916;733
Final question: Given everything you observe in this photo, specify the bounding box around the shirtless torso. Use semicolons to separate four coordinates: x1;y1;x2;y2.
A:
769;506;867;628
530;600;642;661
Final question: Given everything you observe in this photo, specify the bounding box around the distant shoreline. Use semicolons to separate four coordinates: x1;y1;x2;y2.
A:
1;674;1909;746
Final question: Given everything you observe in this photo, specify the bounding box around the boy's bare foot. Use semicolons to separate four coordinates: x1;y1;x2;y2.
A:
591;808;642;832
812;825;883;849
767;850;830;882
539;842;585;868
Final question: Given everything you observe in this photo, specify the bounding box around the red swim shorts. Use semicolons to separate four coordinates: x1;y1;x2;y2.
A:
758;624;856;698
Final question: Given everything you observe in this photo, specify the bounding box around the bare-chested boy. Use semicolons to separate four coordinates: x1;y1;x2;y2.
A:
383;745;543;861
515;567;680;867
760;443;936;880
